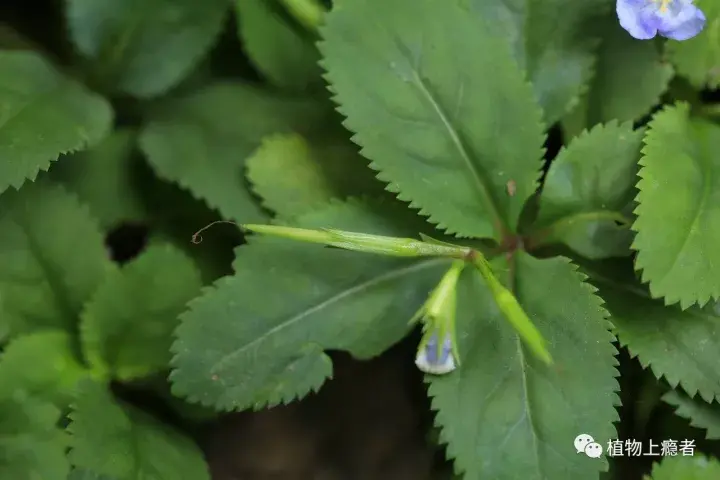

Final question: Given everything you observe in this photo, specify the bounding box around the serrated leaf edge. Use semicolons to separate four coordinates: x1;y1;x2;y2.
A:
66;381;212;479
63;4;228;99
0;53;114;194
614;330;719;404
630;101;719;310
79;243;202;381
316;0;546;241
167;274;333;412
535;119;641;232
137;125;262;224
425;256;621;477
662;389;720;440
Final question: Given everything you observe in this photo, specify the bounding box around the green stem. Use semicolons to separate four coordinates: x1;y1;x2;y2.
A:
279;0;326;30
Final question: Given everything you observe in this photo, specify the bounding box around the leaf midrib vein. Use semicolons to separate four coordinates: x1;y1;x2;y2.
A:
94;10;146;88
15;215;76;327
105;299;186;374
0;84;60;134
547;209;631;233
392;36;506;237
654;140;712;284
209;258;446;373
515;335;543;477
509;256;544;478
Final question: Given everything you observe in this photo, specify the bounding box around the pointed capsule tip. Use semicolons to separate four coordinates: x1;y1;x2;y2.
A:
539;350;553;365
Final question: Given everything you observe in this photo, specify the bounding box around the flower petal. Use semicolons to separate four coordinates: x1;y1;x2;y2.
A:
660;4;706;40
617;0;659;39
415;332;455;375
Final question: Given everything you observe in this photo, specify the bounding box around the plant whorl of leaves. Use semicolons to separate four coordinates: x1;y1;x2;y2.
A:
1;0;720;478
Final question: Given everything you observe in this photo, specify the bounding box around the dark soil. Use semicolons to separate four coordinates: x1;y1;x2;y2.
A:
199;340;449;480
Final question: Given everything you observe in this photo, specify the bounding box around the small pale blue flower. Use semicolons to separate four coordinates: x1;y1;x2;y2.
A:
415;332;456;375
617;0;706;41
411;260;463;375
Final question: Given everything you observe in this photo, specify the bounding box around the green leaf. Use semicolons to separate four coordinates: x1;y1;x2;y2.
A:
66;0;228;98
524;0;610;124
559;94;590;142
68;380;210;480
463;0;610;124
648;454;720;480
581;259;720;404
0;50;113;194
0;181;115;337
170;199;447;410
427;253;618;480
139;82;330;223
81;243;202;381
68;469;115;480
245;133;339;217
0;392;69;480
320;0;545;241
632;102;720;309
235;0;322;91
663;389;720;440
0;22;36;50
46;128;148;229
573;17;673;127
0;330;89;408
246;132;383;218
666;0;720;90
531;121;642;259
459;0;526;63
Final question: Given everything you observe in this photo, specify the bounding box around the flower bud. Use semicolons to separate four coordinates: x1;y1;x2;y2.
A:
412;260;464;375
415;331;456;375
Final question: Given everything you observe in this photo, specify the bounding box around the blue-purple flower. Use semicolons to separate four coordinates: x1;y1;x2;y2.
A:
617;0;706;41
411;260;463;375
415;332;456;375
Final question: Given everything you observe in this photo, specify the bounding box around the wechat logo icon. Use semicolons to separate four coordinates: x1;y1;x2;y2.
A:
574;434;603;458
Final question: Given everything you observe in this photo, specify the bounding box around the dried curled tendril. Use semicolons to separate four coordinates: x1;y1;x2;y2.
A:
191;220;241;244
